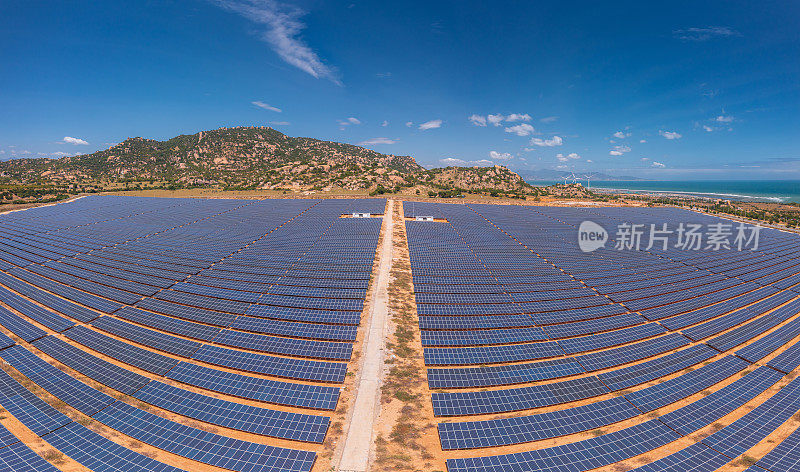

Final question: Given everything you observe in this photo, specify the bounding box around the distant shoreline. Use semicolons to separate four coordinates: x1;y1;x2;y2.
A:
525;179;800;203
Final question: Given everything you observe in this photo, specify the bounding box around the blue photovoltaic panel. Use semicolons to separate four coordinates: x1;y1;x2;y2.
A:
0;440;62;472
753;425;800;471
446;420;681;472
625;355;749;412
165;361;340;410
133;380;330;443
43;422;192;472
65;325;179;375
659;366;783;436
439;395;640;449
33;335;151;395
427;357;585;389
432;375;610;416
0;345;116;416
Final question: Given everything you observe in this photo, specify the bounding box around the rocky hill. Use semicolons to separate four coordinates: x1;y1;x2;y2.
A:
0;126;533;195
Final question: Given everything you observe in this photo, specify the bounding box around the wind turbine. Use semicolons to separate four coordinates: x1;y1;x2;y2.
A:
561;174;570;186
569;172;579;185
583;173;597;189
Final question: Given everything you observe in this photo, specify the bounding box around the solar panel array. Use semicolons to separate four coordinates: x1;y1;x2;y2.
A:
404;201;800;472
0;195;385;472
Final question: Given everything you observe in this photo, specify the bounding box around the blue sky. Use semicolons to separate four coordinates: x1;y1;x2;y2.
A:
1;1;798;179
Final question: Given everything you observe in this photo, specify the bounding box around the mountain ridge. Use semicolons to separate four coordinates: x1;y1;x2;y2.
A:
0;126;533;195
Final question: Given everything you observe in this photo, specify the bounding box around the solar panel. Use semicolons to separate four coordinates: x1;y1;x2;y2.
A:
439;396;639;449
0;441;62;472
446;419;680;472
432;375;610;416
133;380;330;443
165;361;340;410
43;422;191;472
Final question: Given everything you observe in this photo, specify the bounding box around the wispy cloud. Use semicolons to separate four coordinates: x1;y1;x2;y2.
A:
659;130;682;140
468;114;487;127
358;137;397;145
540;116;558;123
337;117;361;129
673;26;740;42
419;119;442;130
506;113;531;122
651;161;666;168
612;131;630;139
608;144;631;156
269;121;290;125
440;157;494;167
488;150;512;160
375;72;392;78
62;136;89;145
556;152;581;162
529;136;563;147
487;114;504;126
381;120;388;127
251;100;282;112
213;0;340;84
405;121;413;127
504;123;534;136
715;114;734;123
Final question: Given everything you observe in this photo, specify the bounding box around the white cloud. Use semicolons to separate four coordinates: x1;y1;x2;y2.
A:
487;114;504;126
50;151;74;157
715;115;734;123
557;152;581;162
405;121;413;127
703;125;714;132
419;119;442;130
381;120;388;127
269;121;290;125
555;164;569;170
540;116;558;123
586;159;593;163
251;101;282;112
337;117;361;128
674;26;740;42
440;157;466;166
609;150;623;156
468;114;487;127
612;131;630;139
609;145;631;156
506;113;531;122
214;0;340;84
639;139;647;143
358;137;396;145
651;161;666;168
504;123;535;136
488;151;513;160
529;136;563;147
641;157;650;162
439;157;494;167
659;130;682;140
62;136;89;145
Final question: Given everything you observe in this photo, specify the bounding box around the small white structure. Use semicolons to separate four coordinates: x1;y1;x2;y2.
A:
415;216;434;221
352;212;371;218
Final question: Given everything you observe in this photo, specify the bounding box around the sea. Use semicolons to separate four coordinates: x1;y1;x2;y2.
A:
526;180;800;203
